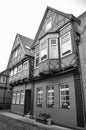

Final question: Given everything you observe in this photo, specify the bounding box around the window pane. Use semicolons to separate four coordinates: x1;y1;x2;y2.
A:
18;64;22;73
23;61;28;70
47;86;54;107
12;93;16;104
49;39;58;59
40;41;47;61
16;92;20;104
60;32;72;57
14;67;17;75
46;17;52;31
20;91;25;104
60;84;70;108
35;52;39;68
37;87;43;107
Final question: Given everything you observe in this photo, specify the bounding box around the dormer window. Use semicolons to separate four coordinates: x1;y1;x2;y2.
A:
60;32;72;57
46;17;52;32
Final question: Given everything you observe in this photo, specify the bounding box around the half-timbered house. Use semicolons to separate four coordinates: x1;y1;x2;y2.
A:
32;6;85;129
7;34;34;115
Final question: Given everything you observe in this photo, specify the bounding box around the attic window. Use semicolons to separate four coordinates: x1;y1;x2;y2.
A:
25;46;30;50
46;17;52;32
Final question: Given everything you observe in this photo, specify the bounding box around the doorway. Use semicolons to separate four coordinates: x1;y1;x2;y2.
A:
24;89;31;114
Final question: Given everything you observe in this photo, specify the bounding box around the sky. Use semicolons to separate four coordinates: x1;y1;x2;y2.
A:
0;0;86;72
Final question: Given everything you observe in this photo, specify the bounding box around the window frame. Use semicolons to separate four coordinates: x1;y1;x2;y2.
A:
49;38;58;59
12;92;16;104
46;17;52;32
59;83;70;109
40;40;48;62
16;91;20;104
20;90;25;105
23;60;29;70
18;64;22;73
37;87;43;107
46;85;54;108
60;31;72;58
35;51;39;68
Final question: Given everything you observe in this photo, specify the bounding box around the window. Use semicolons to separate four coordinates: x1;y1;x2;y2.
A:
14;49;18;58
49;38;58;59
20;90;25;104
47;86;54;108
35;52;39;68
14;67;17;75
37;87;43;107
40;41;47;62
12;92;16;104
16;92;20;104
23;60;28;70
46;17;52;31
60;83;70;108
18;64;22;73
10;70;14;77
60;32;72;57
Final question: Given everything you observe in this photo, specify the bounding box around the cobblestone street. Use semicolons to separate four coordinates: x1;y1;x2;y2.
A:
0;114;30;130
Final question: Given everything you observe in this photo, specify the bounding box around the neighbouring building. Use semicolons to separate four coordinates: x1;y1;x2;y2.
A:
0;70;11;109
7;6;86;130
7;34;34;115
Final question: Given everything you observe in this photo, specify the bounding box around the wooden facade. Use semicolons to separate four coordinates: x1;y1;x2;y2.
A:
7;6;86;130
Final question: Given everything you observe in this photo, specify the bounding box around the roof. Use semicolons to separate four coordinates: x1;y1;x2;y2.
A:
0;69;9;77
78;11;86;20
18;34;34;57
32;6;80;47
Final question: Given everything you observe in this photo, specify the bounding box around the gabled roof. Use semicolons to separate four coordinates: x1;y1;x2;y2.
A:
7;34;34;69
32;6;80;47
18;34;34;57
0;69;8;77
78;11;86;20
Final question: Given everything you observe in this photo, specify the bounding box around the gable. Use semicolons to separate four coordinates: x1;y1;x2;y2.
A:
7;34;25;69
33;7;71;47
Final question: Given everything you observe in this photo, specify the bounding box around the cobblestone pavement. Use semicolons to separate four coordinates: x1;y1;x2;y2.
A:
0;114;30;130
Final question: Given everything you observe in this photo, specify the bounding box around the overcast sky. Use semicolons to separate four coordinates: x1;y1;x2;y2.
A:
0;0;86;72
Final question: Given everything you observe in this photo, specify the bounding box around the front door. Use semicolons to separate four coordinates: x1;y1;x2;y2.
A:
24;89;31;114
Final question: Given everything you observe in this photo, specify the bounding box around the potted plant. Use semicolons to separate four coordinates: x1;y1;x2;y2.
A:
46;114;52;125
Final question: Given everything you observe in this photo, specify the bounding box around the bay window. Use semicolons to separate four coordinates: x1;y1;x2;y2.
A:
60;32;72;57
60;83;70;108
47;86;54;108
40;40;47;62
49;38;58;59
35;51;39;68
